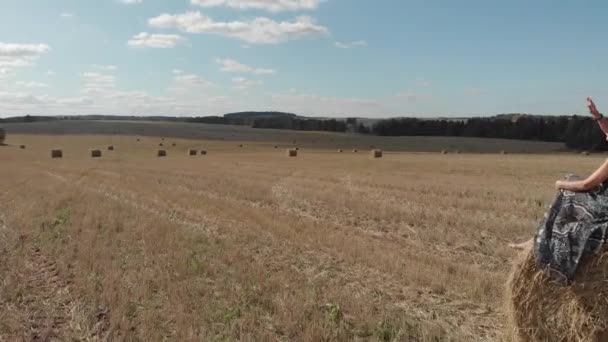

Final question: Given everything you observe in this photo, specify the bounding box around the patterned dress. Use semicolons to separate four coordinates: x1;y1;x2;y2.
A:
534;174;608;284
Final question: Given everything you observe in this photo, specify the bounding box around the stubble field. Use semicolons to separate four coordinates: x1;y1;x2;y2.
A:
0;128;601;341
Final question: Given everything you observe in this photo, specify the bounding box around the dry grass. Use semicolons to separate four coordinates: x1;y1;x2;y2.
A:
0;133;603;341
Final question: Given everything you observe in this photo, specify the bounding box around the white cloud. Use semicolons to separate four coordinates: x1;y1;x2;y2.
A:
174;73;214;88
334;40;367;49
0;43;50;72
16;81;49;88
394;91;431;103
127;32;183;48
464;87;487;96
56;97;94;105
172;69;183;74
120;0;143;4
149;11;328;44
46;70;56;76
414;77;431;88
216;58;275;74
232;76;262;90
92;64;117;71
190;0;321;12
60;12;74;18
82;72;116;94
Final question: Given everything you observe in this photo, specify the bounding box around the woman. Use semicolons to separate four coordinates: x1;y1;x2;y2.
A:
510;98;608;283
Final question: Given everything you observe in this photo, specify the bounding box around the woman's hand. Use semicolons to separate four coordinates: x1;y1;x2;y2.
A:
588;97;602;119
555;180;564;190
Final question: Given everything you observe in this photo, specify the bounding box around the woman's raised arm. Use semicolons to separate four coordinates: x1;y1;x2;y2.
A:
588;97;608;135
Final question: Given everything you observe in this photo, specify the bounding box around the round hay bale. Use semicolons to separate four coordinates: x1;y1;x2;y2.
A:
19;145;26;149
501;150;508;155
286;149;297;157
187;149;197;156
274;146;278;149
136;138;140;142
370;149;383;158
582;151;591;156
90;149;102;158
506;250;608;342
157;150;167;157
200;150;207;155
441;149;448;154
238;144;243;148
51;149;62;158
454;150;461;154
338;149;343;153
107;145;114;151
352;149;358;153
295;147;299;151
159;143;164;147
172;143;176;147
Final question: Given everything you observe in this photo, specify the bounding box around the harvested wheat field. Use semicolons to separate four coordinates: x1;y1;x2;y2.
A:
0;131;601;341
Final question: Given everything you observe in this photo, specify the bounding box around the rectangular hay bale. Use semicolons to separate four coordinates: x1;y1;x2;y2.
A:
157;150;167;157
51;149;62;158
370;149;383;158
286;149;298;157
200;150;207;155
188;149;198;156
90;149;102;158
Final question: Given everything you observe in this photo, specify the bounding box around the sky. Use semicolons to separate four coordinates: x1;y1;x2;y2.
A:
2;0;608;118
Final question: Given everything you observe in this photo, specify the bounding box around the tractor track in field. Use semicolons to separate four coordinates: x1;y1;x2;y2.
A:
0;214;110;342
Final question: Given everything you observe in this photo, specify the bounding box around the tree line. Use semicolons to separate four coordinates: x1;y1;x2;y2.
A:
371;115;608;151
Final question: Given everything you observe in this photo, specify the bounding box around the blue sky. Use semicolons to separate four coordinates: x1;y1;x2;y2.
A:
1;0;608;118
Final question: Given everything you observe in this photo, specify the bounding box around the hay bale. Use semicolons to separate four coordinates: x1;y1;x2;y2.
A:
506;250;608;342
370;149;383;158
238;144;243;148
295;147;299;151
441;149;448;154
159;143;164;147
90;149;102;158
51;149;62;158
200;150;207;155
157;150;167;157
274;146;278;149
172;143;176;147
286;149;297;157
19;145;26;149
187;149;197;156
582;151;590;156
107;145;114;151
338;149;343;153
352;149;358;153
501;150;508;155
136;138;140;142
454;150;461;154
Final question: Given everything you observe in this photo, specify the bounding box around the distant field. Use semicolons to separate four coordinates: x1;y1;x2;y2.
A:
2;120;567;153
0;131;600;341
